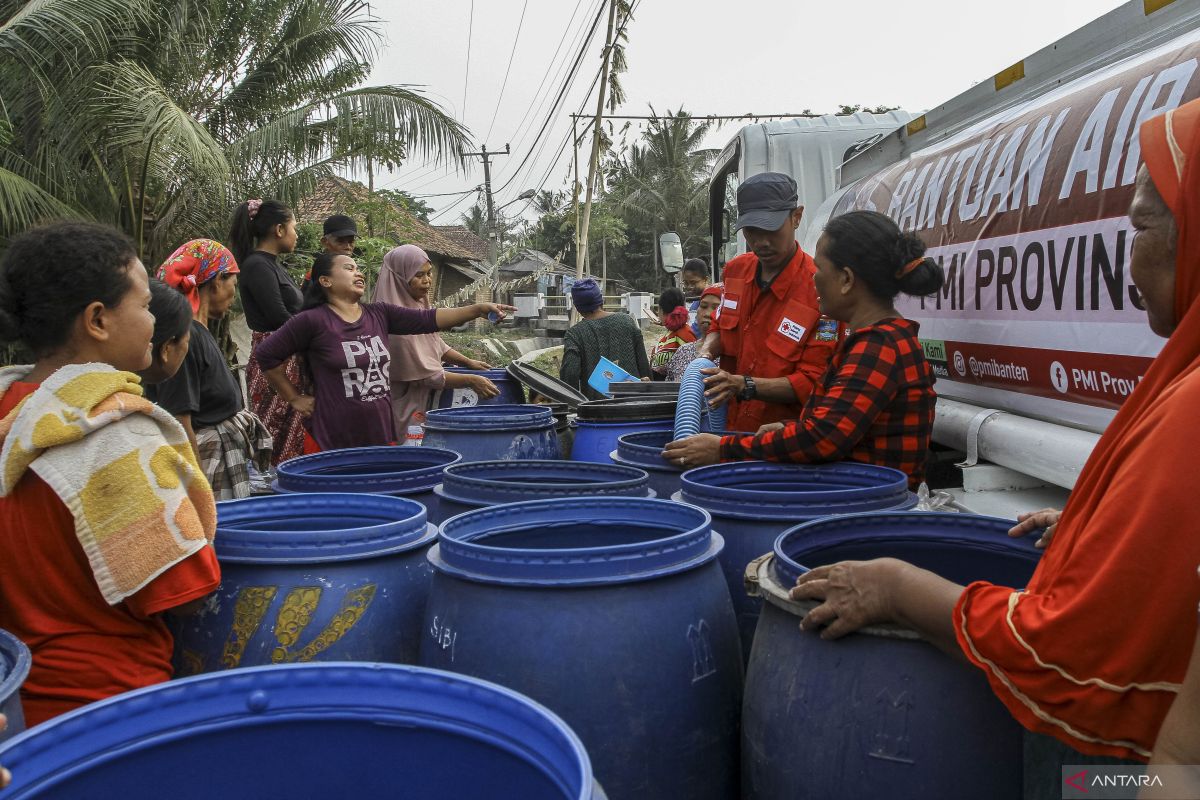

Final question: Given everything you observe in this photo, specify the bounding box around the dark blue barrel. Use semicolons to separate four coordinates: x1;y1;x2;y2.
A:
423;404;559;462
610;428;743;500
439;368;527;408
742;512;1039;800
429;460;654;526
172;493;436;675
570;398;679;463
0;629;30;743
274;446;460;522
680;462;917;657
420;497;741;800
0;663;605;799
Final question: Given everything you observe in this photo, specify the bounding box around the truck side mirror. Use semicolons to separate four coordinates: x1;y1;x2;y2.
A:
659;232;684;273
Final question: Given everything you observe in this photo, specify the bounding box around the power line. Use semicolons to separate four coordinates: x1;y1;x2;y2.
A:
483;0;530;145
500;0;598;164
409;186;484;198
430;187;482;224
462;0;475;121
491;0;607;197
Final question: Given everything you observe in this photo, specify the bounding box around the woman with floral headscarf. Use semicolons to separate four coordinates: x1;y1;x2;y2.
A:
372;245;499;443
782;97;1200;778
151;239;271;499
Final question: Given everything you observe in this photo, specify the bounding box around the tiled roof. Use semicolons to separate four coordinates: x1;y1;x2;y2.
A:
295;175;474;260
433;225;490;261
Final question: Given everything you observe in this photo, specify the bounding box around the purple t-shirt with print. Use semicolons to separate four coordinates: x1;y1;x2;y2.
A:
255;302;439;449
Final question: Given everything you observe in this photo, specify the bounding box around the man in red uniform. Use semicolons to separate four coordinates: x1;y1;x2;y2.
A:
699;172;839;432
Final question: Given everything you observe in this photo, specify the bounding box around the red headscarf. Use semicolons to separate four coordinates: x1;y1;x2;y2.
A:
953;98;1200;761
157;239;239;314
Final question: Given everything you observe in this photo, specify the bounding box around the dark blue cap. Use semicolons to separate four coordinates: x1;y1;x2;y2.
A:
735;172;799;232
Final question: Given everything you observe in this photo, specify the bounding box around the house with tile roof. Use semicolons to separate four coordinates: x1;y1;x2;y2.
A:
295;175;488;302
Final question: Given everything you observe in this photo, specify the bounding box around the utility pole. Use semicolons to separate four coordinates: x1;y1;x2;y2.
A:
462;143;510;267
576;0;618;280
572;118;581;269
601;237;607;299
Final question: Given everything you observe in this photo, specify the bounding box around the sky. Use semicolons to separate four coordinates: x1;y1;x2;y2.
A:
363;0;1129;226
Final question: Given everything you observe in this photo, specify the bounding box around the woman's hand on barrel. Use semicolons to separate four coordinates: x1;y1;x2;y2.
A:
661;433;722;469
0;712;9;787
289;394;315;417
464;358;492;371
468;374;500;399
790;559;904;640
1008;508;1062;549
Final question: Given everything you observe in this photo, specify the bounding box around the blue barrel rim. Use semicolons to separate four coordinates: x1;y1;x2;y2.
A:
215;493;436;564
0;663;596;800
436;460;654;507
679;461;915;520
429;497;723;587
611;429;745;474
0;628;31;711
275;446;461;494
423;404;555;431
771;510;1041;586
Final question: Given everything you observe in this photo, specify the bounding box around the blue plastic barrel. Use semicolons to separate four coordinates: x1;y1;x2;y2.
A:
0;629;30;743
680;461;917;657
274;445;460;522
420;497;741;800
438;368;527;408
742;512;1039;800
172;493;436;675
610;428;743;501
570;397;681;463
429;460;654;525
0;663;606;799
423;404;559;461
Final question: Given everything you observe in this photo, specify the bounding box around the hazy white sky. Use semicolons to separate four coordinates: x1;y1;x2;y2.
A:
364;0;1128;225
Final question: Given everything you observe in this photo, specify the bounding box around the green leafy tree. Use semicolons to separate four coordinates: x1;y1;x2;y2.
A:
0;0;469;261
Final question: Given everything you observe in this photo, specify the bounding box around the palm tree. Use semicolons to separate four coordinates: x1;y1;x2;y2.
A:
0;0;470;260
606;108;718;250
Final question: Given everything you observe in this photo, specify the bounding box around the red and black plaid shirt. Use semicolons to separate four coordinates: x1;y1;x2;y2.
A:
719;317;936;488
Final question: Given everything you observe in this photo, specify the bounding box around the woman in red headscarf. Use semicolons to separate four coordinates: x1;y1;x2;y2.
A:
152;239;271;499
786;97;1200;767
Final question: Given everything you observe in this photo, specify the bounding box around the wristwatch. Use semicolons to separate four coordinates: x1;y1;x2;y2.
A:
738;376;757;401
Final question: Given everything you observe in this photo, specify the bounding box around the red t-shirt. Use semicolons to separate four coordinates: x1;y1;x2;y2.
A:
0;381;221;725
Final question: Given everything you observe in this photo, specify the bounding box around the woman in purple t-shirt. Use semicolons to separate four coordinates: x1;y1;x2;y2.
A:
255;253;512;451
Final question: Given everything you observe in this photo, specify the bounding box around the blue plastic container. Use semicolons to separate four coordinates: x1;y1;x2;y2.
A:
742;512;1039;800
439;368;527;408
423;404;559;462
570;397;681;463
274;445;461;522
0;629;30;743
172;493;436;675
0;663;606;799
420;497;742;800
679;461;917;657
429;460;654;526
610;428;743;501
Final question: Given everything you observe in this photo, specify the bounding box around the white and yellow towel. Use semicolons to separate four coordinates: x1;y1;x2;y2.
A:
0;363;216;605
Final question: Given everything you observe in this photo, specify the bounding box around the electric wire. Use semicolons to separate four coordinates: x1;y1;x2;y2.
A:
483;0;530;144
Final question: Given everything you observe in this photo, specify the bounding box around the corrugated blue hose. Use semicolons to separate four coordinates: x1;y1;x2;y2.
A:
674;358;726;440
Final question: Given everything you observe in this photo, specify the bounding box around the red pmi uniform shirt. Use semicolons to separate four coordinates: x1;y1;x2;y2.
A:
716;246;840;432
720;318;936;488
0;381;221;725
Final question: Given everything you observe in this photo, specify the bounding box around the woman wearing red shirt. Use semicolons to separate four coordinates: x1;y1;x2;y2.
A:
0;222;220;726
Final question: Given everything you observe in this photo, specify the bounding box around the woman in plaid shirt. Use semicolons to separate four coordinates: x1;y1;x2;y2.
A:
665;210;942;489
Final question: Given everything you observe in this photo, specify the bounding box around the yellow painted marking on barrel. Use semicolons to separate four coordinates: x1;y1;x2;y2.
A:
276;584;378;663
994;60;1025;91
221;586;279;669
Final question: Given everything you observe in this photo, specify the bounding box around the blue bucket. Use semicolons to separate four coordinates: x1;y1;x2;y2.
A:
0;663;605;799
273;445;460;521
742;512;1039;800
0;629;31;743
679;461;917;658
421;497;741;800
172;493;436;675
610;428;743;501
430;460;654;525
422;404;559;462
438;368;527;408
